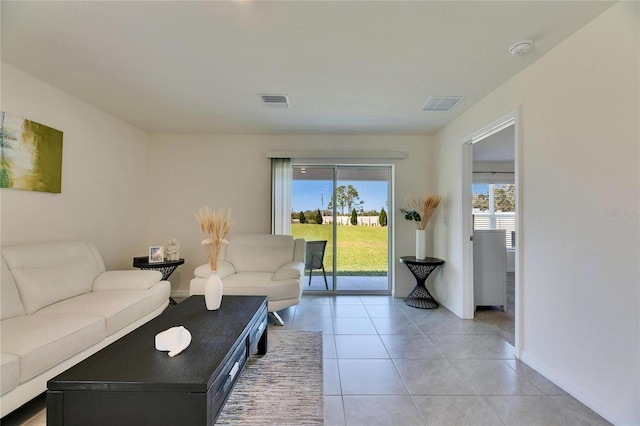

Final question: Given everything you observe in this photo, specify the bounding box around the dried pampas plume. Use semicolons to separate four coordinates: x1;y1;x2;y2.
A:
196;207;232;271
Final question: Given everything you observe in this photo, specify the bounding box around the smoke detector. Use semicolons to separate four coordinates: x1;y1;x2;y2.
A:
509;40;533;56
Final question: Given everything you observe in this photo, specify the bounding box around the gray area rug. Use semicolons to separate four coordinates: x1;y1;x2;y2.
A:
2;331;323;426
217;330;324;425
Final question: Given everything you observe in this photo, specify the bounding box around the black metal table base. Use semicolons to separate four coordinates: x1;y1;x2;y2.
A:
404;285;439;309
133;257;185;306
400;256;445;310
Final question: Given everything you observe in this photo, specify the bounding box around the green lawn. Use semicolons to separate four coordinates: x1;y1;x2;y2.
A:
291;224;388;275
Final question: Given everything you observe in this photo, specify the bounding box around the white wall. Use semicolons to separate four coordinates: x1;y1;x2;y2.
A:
433;3;639;424
146;134;434;297
0;63;150;268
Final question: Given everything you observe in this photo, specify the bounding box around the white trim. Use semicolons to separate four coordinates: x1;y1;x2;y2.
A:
519;350;627;426
460;142;474;319
171;289;191;299
513;106;523;356
267;151;407;160
460;110;521;355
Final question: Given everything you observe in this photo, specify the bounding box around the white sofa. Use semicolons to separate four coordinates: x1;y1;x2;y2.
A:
0;241;170;417
190;234;305;325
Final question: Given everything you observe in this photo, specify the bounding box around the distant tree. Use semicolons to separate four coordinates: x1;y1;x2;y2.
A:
473;184;515;212
472;193;489;211
350;208;358;226
299;211;307;224
379;207;387;227
315;209;323;224
495;184;516;212
328;185;363;215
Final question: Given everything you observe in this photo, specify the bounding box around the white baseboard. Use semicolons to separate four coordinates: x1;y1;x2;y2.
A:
519;350;630;425
171;289;190;299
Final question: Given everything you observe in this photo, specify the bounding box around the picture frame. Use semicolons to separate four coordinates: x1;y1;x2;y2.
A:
149;246;164;263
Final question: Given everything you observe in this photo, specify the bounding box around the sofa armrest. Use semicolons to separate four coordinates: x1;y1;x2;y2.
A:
92;270;163;291
273;261;304;281
194;260;236;280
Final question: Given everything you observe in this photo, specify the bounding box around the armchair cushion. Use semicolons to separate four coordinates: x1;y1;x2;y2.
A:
224;234;299;273
223;273;302;302
274;261;305;281
194;260;236;280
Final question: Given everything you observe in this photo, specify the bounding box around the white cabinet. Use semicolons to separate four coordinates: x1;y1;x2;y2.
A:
473;230;507;310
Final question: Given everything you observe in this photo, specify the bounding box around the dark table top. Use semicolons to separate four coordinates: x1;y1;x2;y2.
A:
400;256;445;265
132;257;185;268
47;296;267;393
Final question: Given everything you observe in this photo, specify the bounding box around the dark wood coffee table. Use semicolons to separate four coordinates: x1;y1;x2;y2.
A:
47;296;268;426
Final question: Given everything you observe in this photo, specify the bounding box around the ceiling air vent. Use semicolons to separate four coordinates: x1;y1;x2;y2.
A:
421;96;464;112
259;94;291;108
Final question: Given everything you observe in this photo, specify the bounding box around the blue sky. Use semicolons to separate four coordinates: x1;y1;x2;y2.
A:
293;180;389;213
472;183;489;195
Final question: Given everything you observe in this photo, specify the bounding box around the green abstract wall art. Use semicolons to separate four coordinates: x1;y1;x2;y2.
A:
0;112;63;193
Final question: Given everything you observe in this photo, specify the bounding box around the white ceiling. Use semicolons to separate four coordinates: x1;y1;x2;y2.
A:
473;124;515;162
1;1;615;135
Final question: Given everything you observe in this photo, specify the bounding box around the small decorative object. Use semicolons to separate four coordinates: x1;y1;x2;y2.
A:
149;246;164;263
204;270;224;310
165;238;180;261
401;195;441;260
196;207;232;310
0;112;64;193
154;326;192;357
416;229;426;260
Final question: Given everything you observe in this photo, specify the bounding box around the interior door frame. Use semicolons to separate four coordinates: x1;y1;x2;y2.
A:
460;108;522;355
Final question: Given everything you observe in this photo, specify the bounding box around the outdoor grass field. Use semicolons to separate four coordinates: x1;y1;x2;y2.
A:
291;223;388;275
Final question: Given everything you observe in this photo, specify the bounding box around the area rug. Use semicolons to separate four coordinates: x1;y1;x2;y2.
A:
217;330;324;425
2;331;323;426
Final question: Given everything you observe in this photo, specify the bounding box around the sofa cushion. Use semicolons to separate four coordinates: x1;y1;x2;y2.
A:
1;256;25;320
3;242;106;314
223;272;302;302
35;281;170;336
92;270;163;291
224;234;295;273
0;313;105;383
0;353;20;395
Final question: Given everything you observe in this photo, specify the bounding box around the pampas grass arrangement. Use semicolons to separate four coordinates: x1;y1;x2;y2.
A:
196;207;232;271
401;195;441;230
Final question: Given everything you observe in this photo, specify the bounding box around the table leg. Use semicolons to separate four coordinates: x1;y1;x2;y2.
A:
403;263;440;309
404;285;439;309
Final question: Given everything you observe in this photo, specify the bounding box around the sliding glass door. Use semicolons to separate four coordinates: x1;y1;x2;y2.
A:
291;165;391;294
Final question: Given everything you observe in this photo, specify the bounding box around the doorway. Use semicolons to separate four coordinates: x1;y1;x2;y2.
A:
291;165;391;294
461;111;520;351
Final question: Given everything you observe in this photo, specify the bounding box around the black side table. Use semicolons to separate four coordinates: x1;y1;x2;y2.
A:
133;257;185;305
400;256;445;309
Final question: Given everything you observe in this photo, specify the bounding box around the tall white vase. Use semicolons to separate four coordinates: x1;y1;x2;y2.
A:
204;270;223;310
416;229;426;260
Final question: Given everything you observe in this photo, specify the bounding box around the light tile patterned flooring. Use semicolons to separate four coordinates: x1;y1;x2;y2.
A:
271;294;610;426
4;294;610;426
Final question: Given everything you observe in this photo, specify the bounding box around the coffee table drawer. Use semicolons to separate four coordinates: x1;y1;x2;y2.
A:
208;335;248;418
249;305;268;353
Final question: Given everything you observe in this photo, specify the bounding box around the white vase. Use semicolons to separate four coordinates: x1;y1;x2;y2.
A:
204;270;223;310
416;229;426;260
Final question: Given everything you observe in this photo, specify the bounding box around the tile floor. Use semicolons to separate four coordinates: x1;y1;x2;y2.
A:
271;294;610;426
3;294;611;426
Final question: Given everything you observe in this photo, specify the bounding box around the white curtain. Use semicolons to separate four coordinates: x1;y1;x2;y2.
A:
271;158;292;235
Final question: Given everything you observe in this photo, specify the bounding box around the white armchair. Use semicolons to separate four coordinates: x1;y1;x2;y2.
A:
190;234;305;325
